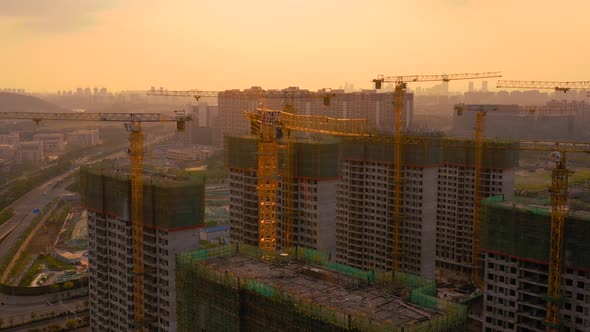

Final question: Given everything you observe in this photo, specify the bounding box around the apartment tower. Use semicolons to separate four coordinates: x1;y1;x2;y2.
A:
82;164;205;331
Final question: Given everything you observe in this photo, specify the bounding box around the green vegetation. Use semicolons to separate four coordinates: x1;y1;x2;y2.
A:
7;253;33;283
65;319;77;329
20;255;75;287
515;168;590;192
0;161;71;212
206;220;218;227
515;168;552;192
205;151;228;184
0;211;46;277
0;201;64;280
200;240;219;249
570;170;590;184
64;176;80;193
0;208;15;226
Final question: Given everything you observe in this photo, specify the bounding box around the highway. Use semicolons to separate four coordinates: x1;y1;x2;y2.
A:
0;134;172;263
0;173;71;263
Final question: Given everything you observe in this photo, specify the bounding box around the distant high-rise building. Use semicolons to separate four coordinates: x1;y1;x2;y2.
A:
93;87;99;96
482;80;489;92
0;145;15;160
82;165;205;331
217;87;414;147
16;141;44;163
33;133;65;153
66;129;100;146
0;133;20;145
468;81;475;92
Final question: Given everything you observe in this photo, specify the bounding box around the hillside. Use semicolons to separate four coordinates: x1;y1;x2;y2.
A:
0;92;65;113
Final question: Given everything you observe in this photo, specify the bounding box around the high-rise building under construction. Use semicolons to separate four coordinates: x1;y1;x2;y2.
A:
226;136;340;256
81;164;205;331
335;138;517;278
481;196;590;332
225;135;518;279
176;244;467;331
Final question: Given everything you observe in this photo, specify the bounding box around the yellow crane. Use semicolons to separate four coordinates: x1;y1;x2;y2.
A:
372;72;502;273
0;111;190;331
147;87;337;252
497;79;590;331
454;103;577;287
244;107;370;256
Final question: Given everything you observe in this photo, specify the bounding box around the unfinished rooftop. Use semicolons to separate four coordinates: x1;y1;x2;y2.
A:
177;244;466;331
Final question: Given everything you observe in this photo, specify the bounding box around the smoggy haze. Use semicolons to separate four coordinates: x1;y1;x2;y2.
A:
1;0;588;92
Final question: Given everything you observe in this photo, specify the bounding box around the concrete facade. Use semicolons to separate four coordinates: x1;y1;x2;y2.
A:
335;160;438;279
228;168;338;255
0;144;15;160
33;133;65;153
436;167;515;274
66;129;100;146
0;133;19;145
88;213;200;331
482;252;590;332
15;141;44;163
83;167;204;332
335;141;516;279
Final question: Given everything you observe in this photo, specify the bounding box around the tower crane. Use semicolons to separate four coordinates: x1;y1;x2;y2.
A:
372;72;502;274
148;87;337;251
0;111;190;331
244;107;370;256
497;80;590;93
496;80;590;331
454;103;577;286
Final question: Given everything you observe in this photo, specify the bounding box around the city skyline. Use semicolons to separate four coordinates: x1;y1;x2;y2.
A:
1;0;589;92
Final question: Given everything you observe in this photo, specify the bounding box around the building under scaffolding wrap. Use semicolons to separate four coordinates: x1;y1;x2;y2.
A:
225;134;519;279
481;196;590;331
177;244;467;331
226;135;341;255
81;163;205;331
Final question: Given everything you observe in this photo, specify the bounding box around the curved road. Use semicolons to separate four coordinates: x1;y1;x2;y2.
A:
0;133;172;264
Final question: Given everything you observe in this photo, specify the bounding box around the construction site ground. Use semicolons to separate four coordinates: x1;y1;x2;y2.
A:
201;253;440;328
4;202;87;287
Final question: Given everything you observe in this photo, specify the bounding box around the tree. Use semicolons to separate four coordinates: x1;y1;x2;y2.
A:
49;283;60;293
47;323;61;331
65;319;77;329
63;281;74;289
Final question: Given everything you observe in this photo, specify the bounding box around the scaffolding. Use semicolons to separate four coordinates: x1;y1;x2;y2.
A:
177;244;466;332
80;163;206;229
338;136;519;169
481;196;590;269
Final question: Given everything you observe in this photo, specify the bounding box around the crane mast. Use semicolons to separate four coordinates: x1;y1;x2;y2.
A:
496;79;589;331
455;103;579;288
374;72;501;276
245;108;369;256
0;111;189;331
148;87;338;254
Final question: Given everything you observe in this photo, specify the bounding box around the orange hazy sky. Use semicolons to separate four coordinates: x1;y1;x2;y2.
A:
1;0;589;92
